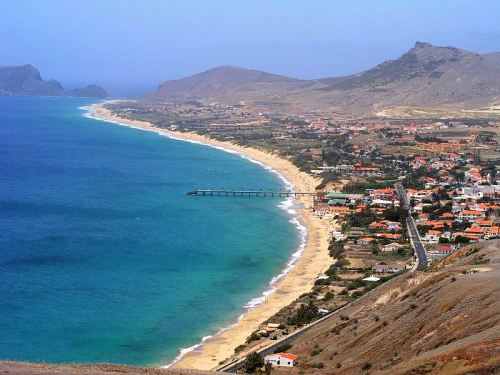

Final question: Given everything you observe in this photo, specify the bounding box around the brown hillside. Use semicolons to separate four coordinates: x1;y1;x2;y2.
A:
270;240;500;375
152;66;307;99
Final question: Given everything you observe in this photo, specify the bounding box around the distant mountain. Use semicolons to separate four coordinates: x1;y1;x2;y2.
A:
0;65;64;96
152;65;311;99
323;41;500;92
0;64;108;98
63;85;108;98
310;41;500;113
151;42;500;114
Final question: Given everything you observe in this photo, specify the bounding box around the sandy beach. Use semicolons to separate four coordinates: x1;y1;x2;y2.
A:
88;102;333;370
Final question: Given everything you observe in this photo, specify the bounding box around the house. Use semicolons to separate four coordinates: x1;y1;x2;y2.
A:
382;242;405;252
485;226;500;240
385;221;402;231
264;353;297;367
377;233;402;240
357;237;376;245
458;210;485;221
416;213;429;222
329;206;351;217
471;203;492;212
428;244;457;255
424;229;442;243
406;189;435;202
326;192;353;206
475;219;493;227
371;199;398;207
464;226;485;239
331;231;346;241
370;188;395;200
369;222;387;230
373;264;405;273
439;212;455;220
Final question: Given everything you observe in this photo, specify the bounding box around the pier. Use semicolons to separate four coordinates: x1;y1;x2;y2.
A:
187;189;320;197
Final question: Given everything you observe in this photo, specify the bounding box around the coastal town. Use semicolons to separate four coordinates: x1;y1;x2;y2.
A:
3;2;500;374
102;98;500;371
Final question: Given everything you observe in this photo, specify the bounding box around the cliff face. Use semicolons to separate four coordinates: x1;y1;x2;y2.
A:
0;65;108;98
0;65;64;96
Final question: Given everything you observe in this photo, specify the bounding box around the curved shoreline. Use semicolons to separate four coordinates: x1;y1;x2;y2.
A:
85;102;333;370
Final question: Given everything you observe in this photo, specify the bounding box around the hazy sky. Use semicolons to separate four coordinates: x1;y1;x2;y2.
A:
1;0;499;96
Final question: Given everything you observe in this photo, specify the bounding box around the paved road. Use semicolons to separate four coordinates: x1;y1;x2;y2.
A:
216;302;351;373
395;183;428;270
216;183;428;373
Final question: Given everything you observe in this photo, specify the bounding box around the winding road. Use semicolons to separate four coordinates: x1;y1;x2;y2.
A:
395;183;428;270
216;183;429;372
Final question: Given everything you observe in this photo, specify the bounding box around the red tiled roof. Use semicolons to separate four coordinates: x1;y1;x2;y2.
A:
475;220;493;227
461;210;483;215
427;230;442;235
279;353;298;361
465;227;484;234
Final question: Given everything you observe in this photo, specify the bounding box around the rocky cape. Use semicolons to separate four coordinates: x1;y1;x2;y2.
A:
0;65;108;98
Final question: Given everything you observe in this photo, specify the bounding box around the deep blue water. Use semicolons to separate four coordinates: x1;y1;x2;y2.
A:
0;97;298;365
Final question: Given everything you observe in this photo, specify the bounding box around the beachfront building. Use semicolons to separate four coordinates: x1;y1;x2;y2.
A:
264;353;298;367
326;192;353;206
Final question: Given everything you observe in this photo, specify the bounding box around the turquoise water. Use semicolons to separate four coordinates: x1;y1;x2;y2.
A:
0;97;299;365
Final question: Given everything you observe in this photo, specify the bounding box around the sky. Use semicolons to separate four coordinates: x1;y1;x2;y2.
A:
1;0;499;96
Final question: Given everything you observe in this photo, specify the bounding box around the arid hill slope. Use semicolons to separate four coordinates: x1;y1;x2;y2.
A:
312;42;500;112
151;43;500;115
271;240;499;375
483;52;500;66
152;66;312;99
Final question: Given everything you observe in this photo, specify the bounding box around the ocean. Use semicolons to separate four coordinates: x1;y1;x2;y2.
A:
0;97;301;365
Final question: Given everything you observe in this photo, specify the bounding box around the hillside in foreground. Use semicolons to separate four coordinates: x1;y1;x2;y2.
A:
271;240;499;375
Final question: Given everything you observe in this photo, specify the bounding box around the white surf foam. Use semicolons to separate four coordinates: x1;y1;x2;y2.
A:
82;105;309;367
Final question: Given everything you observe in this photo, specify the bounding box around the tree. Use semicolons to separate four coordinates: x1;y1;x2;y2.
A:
243;352;264;373
454;235;471;244
288;301;319;326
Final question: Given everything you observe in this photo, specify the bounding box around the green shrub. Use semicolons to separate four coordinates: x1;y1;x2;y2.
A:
245;331;260;344
243;352;264;373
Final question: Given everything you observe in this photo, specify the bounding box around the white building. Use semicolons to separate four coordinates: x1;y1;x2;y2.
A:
264;353;297;367
382;242;405;252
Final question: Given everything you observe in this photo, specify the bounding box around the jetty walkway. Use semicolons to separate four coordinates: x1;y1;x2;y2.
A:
187;189;320;197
